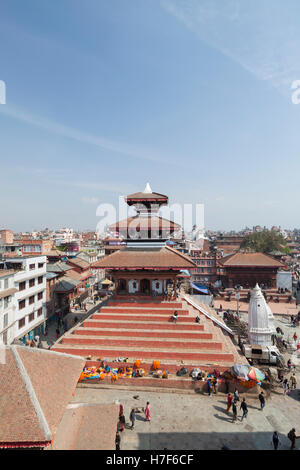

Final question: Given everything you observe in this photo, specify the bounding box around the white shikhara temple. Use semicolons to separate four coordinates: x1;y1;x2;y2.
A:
248;284;276;347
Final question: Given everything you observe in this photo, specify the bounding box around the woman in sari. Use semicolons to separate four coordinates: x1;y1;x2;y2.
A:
145;402;151;421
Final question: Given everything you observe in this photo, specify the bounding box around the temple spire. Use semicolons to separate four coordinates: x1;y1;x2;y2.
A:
248;283;275;347
143;182;152;194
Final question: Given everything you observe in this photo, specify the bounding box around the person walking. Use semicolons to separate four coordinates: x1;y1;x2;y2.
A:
226;393;233;412
129;408;136;430
119;413;126;432
283;378;290;396
232;400;237;423
145;402;151;422
115;431;121;450
258;391;265;410
207;379;212;396
287;428;300;450
290;373;297;390
233;388;239;402
213;377;218;395
240;398;248;421
271;431;280;450
225;378;229;394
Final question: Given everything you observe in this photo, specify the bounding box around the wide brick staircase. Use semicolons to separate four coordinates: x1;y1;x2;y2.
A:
51;298;242;390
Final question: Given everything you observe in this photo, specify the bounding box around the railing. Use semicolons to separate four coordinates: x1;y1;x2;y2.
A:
183;294;234;336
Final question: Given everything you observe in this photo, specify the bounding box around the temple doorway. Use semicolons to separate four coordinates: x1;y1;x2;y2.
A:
117;279;127;293
140;279;150;294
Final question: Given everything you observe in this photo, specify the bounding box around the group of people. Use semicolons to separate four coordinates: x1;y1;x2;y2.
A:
226;392;249;422
281;373;297;395
116;402;151;450
25;334;41;348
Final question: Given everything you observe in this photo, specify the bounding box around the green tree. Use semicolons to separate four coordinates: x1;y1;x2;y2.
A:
240;230;289;254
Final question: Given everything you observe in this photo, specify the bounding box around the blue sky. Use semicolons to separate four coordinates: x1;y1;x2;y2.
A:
1;0;300;232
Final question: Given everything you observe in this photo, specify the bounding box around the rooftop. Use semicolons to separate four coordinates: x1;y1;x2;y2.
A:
92;245;196;270
0;346;85;448
219;252;285;268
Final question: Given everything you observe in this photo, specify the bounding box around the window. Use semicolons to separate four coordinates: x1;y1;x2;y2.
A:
19;317;26;329
19;299;26;310
19;281;26;291
38;292;43;300
29;312;35;322
251;348;262;355
29;263;35;270
37;307;43;317
4;278;8;289
29;295;35;305
3;313;8;328
29;278;35;288
38;276;43;284
4;297;10;309
38;263;44;269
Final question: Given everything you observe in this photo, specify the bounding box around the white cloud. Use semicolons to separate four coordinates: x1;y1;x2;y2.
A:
162;0;300;98
0;104;176;163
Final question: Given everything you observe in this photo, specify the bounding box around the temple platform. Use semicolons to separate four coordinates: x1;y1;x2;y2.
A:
51;297;247;390
216;287;296;305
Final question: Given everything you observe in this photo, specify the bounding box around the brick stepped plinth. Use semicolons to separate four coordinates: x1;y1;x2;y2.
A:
73;327;212;339
51;298;240;387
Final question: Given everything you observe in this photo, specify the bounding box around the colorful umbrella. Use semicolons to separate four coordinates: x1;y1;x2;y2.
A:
231;364;251;380
248;367;265;382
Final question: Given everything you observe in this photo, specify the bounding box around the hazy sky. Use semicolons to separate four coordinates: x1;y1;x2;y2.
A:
1;0;300;232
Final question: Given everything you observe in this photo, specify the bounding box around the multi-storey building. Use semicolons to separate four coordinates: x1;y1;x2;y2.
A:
1;256;47;343
0;270;17;345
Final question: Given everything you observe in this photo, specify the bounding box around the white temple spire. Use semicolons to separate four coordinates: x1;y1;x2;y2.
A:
143;182;152;194
248;283;275;347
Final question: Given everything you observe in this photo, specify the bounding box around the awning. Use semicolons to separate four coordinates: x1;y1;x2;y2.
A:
180;270;191;276
191;283;209;294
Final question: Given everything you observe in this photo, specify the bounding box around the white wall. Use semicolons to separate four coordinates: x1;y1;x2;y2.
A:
10;256;47;341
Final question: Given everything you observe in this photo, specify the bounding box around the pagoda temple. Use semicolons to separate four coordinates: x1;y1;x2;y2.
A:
93;183;195;297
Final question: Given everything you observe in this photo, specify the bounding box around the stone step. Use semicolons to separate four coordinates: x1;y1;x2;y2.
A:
83;320;204;331
100;307;189;315
52;344;235;363
108;301;182;309
91;314;195;323
74;327;213;340
61;335;223;350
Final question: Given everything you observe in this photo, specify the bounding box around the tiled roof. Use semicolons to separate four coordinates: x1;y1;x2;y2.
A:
219;252;285;267
92;245;196;270
66;269;93;282
67;257;90;269
126;191;168;200
54;276;80;292
46;262;72;274
0;347;85;447
52;403;119;450
109;215;181;230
